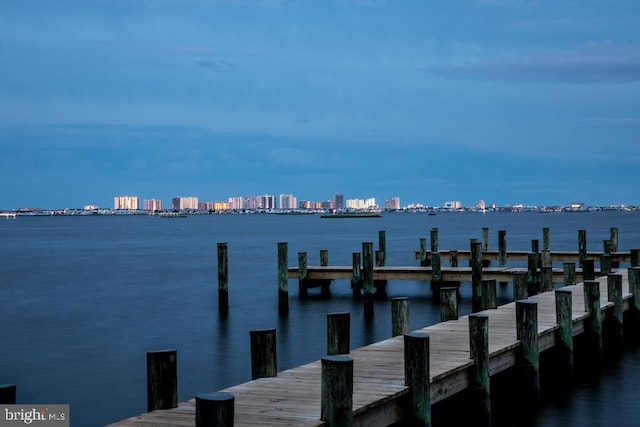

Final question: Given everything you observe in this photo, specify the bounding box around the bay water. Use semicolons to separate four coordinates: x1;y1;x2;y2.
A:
1;211;640;426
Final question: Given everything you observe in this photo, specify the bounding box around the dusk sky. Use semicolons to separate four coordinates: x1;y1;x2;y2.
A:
1;0;639;209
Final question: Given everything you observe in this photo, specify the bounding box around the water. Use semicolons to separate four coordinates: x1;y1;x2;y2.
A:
1;211;639;426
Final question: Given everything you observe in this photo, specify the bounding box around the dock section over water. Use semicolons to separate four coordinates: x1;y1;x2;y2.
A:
108;267;640;426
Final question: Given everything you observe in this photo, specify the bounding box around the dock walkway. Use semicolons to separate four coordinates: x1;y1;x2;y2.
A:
108;269;635;426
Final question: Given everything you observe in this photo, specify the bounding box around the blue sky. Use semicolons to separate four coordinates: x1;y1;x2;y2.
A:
1;0;639;209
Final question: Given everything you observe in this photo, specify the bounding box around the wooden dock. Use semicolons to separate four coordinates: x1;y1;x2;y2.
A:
108;268;640;426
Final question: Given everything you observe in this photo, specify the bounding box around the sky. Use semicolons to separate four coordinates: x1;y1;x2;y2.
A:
1;0;639;209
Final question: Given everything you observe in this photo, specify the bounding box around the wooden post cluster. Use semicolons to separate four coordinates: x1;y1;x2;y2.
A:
404;332;431;426
391;297;410;337
250;329;277;379
542;227;550;252
217;242;229;314
328;312;351;355
196;392;234;427
430;228;438;253
278;242;289;315
146;349;178;412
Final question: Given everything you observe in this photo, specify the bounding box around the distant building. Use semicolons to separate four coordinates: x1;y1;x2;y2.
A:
172;196;198;210
332;193;344;210
476;200;486;210
385;197;401;210
443;201;461;210
83;205;99;211
279;194;297;210
228;197;244;210
144;199;162;212
114;196;140;210
346;198;376;209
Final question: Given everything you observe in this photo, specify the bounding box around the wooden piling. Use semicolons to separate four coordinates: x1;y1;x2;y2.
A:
327;312;351;356
629;267;640;342
555;289;574;380
481;278;497;310
541;250;551;269
440;287;458;321
196;392;234;427
542;227;550;252
378;230;386;266
469;314;491;427
563;262;576;286
217;242;229;314
498;230;507;268
540;267;553;292
278;242;289;315
527;253;539;295
320;249;331;297
600;254;612;276
146;349;178;411
250;329;277;379
584;280;603;362
321;356;354;426
631;249;640;267
404;332;431;426
0;384;16;404
516;300;540;403
391;297;410;337
607;274;624;350
513;272;528;301
471;241;483;313
578;230;587;267
351;252;361;298
582;258;595;280
298;251;308;299
363;242;374;319
419;238;429;267
431;252;442;282
610;227;618;252
449;250;458;268
430;228;438;252
482;227;489;251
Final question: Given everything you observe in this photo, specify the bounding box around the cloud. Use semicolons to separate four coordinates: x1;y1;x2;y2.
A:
420;42;640;84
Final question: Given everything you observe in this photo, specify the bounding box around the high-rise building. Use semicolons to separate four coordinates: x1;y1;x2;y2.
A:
332;193;344;210
385;197;401;210
172;196;198;210
114;196;140;210
279;194;297;210
144;199;163;212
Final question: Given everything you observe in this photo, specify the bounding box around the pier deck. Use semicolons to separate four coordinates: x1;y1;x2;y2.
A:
287;265;591;283
108;270;632;427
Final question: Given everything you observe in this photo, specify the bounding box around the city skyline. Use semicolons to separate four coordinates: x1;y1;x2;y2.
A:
1;2;639;209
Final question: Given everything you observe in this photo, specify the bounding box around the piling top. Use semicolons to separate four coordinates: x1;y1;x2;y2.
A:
555;288;572;295
469;313;489;319
404;332;429;339
196;392;235;403
322;355;353;363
